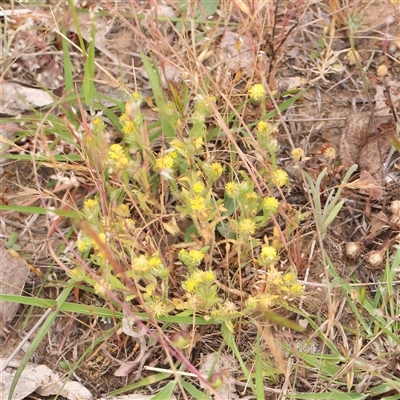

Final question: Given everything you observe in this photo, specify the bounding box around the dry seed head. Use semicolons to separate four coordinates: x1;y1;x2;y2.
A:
376;64;388;77
367;251;384;268
345;242;362;260
390;200;400;216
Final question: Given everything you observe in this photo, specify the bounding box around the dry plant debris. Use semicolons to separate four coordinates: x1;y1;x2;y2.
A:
1;1;400;399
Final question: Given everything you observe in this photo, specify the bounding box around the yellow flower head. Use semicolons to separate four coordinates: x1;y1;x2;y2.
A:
245;296;258;309
202;270;216;282
261;246;277;260
257;120;273;135
108;144;129;169
122;120;135;135
210;162;223;176
149;256;162;268
249;84;266;101
193;136;204;149
225;182;239;196
189;195;206;212
188;250;204;264
193;182;205;194
291;148;305;162
246;192;258;201
273;169;289;187
132;255;150;274
289;283;304;295
149;300;167;317
156;154;175;170
183;277;197;293
119;113;129;123
258;293;279;309
239;218;256;236
263;197;279;213
84;198;98;210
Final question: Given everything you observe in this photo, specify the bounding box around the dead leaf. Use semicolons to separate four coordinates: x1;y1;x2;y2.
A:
0;246;30;331
339;112;371;166
0;82;53;115
346;170;383;200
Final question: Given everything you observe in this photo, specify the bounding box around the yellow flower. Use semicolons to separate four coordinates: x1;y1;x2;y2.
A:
249;84;266;101
132;255;150;273
283;273;295;284
119;113;129;123
267;265;284;286
246;192;258;201
261;246;277;260
84;198;97;210
115;203;130;217
210;162;223;176
203;270;216;282
91;233;106;250
77;239;90;252
190;195;206;212
289;283;304;294
188;250;204;264
149;300;167;317
291;148;304;162
156;154;175;169
263;197;279;213
273;169;289;187
193;270;204;283
258;293;278;309
149;256;162;268
245;296;258;309
225;182;239;196
183;277;197;293
108;144;129;169
193;182;204;194
239;218;256;236
193;137;204;149
257;120;273;135
122;120;135;134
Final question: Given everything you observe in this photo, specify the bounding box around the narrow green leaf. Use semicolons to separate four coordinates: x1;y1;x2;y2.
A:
151;380;177;400
8;284;74;400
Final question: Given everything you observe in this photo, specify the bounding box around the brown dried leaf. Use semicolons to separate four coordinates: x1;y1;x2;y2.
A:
339;112;371;166
346;170;383;200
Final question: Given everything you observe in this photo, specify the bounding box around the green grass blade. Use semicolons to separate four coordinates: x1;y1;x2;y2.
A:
151;379;178;400
0;205;79;218
255;334;265;400
181;379;211;399
8;284;74;400
83;16;96;106
221;323;255;392
108;373;172;396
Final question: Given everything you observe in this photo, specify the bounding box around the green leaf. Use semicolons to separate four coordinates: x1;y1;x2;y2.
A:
151;380;177;400
5;232;19;248
181;379;211;399
200;0;219;17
